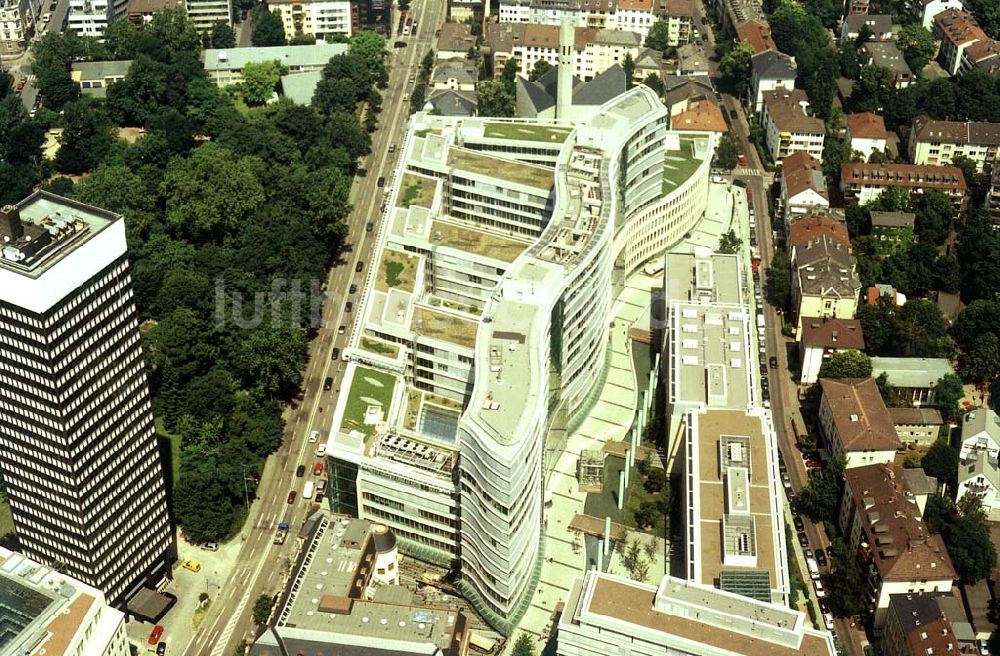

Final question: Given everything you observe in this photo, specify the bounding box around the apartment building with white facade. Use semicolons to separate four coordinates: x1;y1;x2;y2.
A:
68;0;126;37
0;193;175;607
185;0;231;32
0;548;130;656
270;0;352;40
760;89;824;162
909;116;1000;173
0;0;38;56
957;452;1000;516
749;49;796;114
497;0;692;41
486;21;643;80
558;572;835;656
325;86;716;634
959;408;1000;461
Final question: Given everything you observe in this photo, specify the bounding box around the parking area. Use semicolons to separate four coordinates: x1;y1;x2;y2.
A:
126;532;246;653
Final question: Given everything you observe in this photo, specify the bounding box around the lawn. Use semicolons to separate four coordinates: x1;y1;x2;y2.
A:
375;249;419;293
411;306;478;348
483;123;572;143
339;366;398;441
399;173;436;209
661;139;703;195
0;497;14;541
360;337;400;358
429;220;528;263
448;148;554;189
155;416;182;488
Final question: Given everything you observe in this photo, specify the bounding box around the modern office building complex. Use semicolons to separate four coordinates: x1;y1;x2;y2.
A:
326;85;715;633
0;547;130;655
0;193;174;607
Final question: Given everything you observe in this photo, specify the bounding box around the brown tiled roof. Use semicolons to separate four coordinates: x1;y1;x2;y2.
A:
889;407;944;425
911;115;1000;146
846;112;886;140
934;8;988;47
820;377;900;452
736;19;775;54
784;168;828;201
905;617;959;655
41;594;97;656
761;89;824;135
965;38;1000;63
654;0;692;15
799;317;864;350
127;0;183;11
618;0;653;10
789;214;850;249
781;150;822;175
670;99;727;132
844;464;955;582
437;23;476;53
841;163;967;192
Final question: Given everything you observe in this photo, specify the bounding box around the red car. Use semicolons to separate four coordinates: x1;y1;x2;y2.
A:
313;462;324;476
738;154;748;166
15;79;25;91
287;490;297;504
148;625;164;645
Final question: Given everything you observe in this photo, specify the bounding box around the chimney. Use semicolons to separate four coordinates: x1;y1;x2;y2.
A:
0;205;24;242
556;18;574;119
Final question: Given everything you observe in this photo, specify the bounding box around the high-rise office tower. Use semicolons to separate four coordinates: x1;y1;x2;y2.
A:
0;192;175;607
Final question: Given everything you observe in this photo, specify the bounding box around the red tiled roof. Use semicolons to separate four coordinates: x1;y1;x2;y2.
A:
846;112;886;140
800;317;865;350
736;20;776;55
841;163;967;192
789;214;850;248
820;377;900;452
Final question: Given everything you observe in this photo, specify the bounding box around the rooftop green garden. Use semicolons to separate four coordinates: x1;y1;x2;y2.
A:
339;366;398;442
399;172;436;209
483;123;572;143
360;337;400;358
411;306;478;348
375;249;419;293
448;148;554;190
661;138;703;195
429;220;528;263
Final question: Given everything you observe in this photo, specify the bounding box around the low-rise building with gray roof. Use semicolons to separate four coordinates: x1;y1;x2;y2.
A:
431;58;478;91
749;49;796;113
959;407;1000;461
861;41;914;88
203;42;348;87
870;356;956;407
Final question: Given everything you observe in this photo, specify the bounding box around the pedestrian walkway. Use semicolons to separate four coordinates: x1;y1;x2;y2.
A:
508;274;659;653
735;166;765;177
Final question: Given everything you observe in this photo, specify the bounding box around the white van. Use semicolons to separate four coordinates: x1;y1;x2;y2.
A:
806;557;820;580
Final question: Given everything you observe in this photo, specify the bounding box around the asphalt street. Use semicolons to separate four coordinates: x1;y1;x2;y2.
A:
178;5;447;655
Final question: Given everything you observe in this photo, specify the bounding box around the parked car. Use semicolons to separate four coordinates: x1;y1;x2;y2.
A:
349;284;358;294
323;377;334;391
157;642;167;656
201;542;218;552
769;356;777;369
338;325;346;335
287;490;297;504
148;626;164;645
309;430;320;443
15;79;24;91
389;144;396;153
181;559;201;573
797;531;809;547
394;40;407;47
803;548;813;560
366;222;374;232
345;301;353;313
332;347;340;360
793;516;804;532
823;612;834;630
814;580;826;598
296;465;305;477
356;260;364;273
314;462;324;476
316;444;327;457
815;549;828;567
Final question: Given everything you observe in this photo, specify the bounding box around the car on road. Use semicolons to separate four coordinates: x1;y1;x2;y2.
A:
389;144;396;153
781;472;792;488
823;612;834;630
356;260;364;272
296;465;305;477
332;347;340;360
769;356;777;369
394;40;407;47
314;462;324;476
338;325;346;335
403;93;409;101
309;430;320;443
793;516;804;532
700;15;707;23
803;548;812;559
804;459;822;469
201;542;218;552
316;444;327;457
366;222;374;232
323;377;334;391
148;626;164;644
377;177;385;187
345;301;353;313
349;284;358;294
16;79;24;91
181;559;201;572
287;490;297;504
738;154;747;166
409;75;415;83
729;109;738;120
814;580;826;598
797;531;809;548
42;12;50;21
815;549;828;567
157;642;167;656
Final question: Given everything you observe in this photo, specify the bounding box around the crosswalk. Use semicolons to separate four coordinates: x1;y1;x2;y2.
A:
735;166;765;177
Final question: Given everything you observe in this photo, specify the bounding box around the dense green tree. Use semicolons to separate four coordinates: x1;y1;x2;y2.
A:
642;72;663;96
959;333;1000;387
827;538;867;618
923;438;959;490
161;143;265;241
623;52;635;89
348;31;388;86
932;254;961;294
802;0;841;27
718;42;753;97
529;59;553;81
54;97;116;174
312;77;358;115
896;24;937;72
74;164;159;235
934;373;965;421
0;162;40;206
765;249;792;312
210;21;237;48
146;6;202;53
850;65;896;113
839;42;861;79
797;44;839;119
241;60;282;105
718;229;741;254
714;131;740;170
957;207;1000;302
796;457;844;521
251;7;286;46
818;350;872;379
645;19;674;53
511;633;536;656
252;594;274;626
0;95;44;164
478;79;515;117
845;203;871;237
953;300;1000;354
103;18;140;59
823;138;858;187
913;189;955;246
924;494;997;584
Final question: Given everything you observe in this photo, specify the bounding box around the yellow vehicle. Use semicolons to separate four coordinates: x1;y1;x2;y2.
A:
181;559;201;573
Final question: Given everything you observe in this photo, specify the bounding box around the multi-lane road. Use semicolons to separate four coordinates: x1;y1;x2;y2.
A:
180;5;448;654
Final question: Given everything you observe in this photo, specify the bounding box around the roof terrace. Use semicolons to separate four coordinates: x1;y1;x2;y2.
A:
447;148;555;189
338;366;399;442
661;138;702;195
482;122;573;143
428;220;530;263
411;306;478;348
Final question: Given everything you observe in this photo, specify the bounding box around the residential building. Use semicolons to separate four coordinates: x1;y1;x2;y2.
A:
280;70;323;104
437;22;476;58
962;38;1000;74
710;0;764;36
870;211;914;251
902;468;939;514
760;89;824;162
909;116;1000;172
664;252;788;602
883;593;970;656
614;0;656;37
840;13;892;41
632;46;663;77
788;213;850;257
914;0;964;29
840;464;955;625
840;162;967;209
0;193;175;606
355;0;389;32
675;42;710;75
959;408;1000;461
870;357;956;407
861;41;914;88
252;514;470;656
515;63;626;118
125;0;184;23
989;163;1000;221
270;0;350;41
662;74;718;109
426;89;479;116
185;0;232;32
650;0;692;45
485;22;643;81
845;111;887;161
957;452;1000;516
556;572;836;656
846;0;869;16
71;60;133;98
431;58;478;90
865;283;906;306
448;0;485;21
889;407;943;446
792;235;861;336
496;0;690;41
749;49;796;114
327;86;716;634
203;42;349;86
0;548;130;656
779;151;829;224
735;18;775;54
670;98;727;133
933;8;989;75
0;0;37;57
799;317;865;385
68;0;126;37
819;378;901;467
